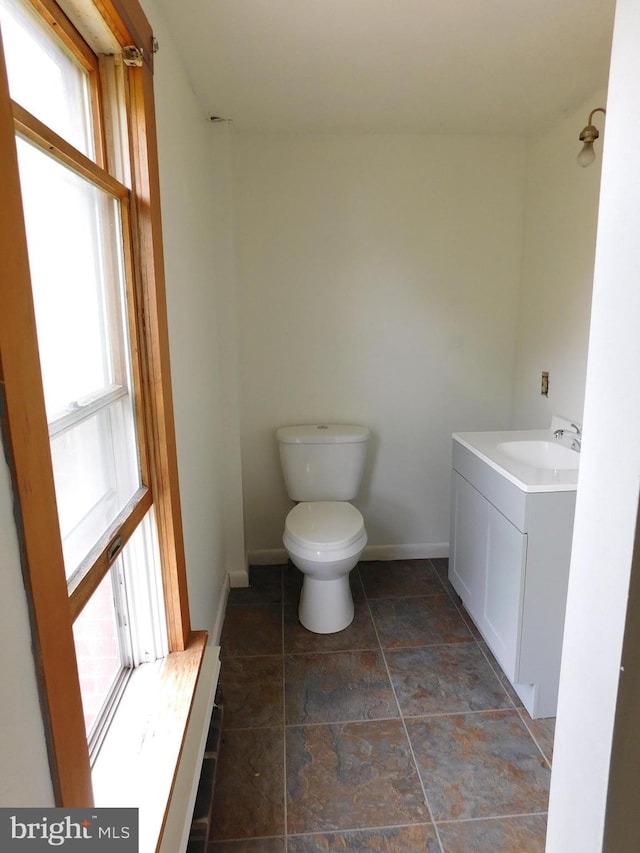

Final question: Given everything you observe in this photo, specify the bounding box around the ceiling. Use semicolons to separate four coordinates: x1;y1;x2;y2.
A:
153;0;616;135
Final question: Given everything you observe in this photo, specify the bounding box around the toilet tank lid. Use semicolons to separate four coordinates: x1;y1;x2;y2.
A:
277;424;369;444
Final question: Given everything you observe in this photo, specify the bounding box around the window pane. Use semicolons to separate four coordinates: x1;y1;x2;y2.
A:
0;0;94;158
120;510;168;666
16;137;128;419
73;569;122;739
15;137;142;578
51;401;140;578
73;513;168;753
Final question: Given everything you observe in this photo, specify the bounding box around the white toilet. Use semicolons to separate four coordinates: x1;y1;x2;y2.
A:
276;424;370;634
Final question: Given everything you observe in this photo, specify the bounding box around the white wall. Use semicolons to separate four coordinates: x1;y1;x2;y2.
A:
144;0;247;623
547;0;640;847
233;134;526;560
512;92;606;429
209;122;248;589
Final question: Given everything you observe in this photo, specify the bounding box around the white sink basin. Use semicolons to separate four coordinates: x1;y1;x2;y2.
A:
497;440;579;470
453;428;580;493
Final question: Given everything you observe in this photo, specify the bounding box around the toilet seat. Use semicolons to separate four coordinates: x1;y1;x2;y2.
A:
282;500;367;632
284;501;364;552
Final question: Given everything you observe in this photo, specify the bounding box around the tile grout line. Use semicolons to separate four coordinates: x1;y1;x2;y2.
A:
363;580;447;853
285;821;437;843
516;707;554;770
269;705;535;733
474;640;520;711
281;810;551;844
435;809;549;826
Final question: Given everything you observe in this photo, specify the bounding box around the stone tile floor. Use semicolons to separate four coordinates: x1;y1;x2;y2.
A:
209;559;555;852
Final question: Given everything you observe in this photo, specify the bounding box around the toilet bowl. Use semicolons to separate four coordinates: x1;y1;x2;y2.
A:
284;501;367;633
277;423;370;634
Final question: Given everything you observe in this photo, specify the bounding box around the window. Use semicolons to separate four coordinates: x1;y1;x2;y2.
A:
0;0;201;810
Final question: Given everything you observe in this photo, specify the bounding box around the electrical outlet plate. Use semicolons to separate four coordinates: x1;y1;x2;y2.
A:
541;371;549;396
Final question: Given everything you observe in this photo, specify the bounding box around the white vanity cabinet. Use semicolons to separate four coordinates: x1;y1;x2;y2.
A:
449;436;577;718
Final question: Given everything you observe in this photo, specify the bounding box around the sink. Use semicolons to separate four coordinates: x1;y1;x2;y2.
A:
497;440;579;470
453;427;580;492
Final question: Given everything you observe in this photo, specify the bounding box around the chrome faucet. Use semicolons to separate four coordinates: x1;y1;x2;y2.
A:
554;423;581;451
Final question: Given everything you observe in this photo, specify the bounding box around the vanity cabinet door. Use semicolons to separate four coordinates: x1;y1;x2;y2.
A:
450;470;527;682
450;471;486;618
482;504;527;681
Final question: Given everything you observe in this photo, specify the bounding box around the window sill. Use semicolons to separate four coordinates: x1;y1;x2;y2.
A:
92;630;215;852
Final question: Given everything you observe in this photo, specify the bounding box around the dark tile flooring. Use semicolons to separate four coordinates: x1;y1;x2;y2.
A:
210;559;555;852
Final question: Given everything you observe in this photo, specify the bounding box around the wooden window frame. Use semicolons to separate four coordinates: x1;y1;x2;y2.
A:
0;0;202;810
32;0;107;164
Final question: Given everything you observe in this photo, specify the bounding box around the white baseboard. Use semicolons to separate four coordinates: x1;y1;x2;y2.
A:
228;567;250;588
363;543;449;560
247;543;449;566
247;548;289;565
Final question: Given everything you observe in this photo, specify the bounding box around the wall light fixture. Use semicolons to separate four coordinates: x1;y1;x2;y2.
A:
577;107;606;167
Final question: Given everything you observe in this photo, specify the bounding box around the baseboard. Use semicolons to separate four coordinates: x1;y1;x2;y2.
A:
363;543;449;560
247;548;289;566
247;543;450;566
226;549;250;588
227;567;250;588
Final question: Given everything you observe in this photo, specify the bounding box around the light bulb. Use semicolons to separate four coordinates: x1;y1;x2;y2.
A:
577;142;596;167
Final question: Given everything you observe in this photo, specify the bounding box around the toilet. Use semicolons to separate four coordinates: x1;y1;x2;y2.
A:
277;424;370;634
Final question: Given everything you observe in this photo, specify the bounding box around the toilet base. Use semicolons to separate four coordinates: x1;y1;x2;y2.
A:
298;574;354;634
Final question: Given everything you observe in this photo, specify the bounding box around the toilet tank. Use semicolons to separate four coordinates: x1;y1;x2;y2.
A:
276;424;369;502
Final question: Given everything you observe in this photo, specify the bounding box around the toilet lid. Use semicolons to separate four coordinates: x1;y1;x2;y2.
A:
285;502;365;551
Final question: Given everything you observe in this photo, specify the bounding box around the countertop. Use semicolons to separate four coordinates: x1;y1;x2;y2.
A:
453;429;580;493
